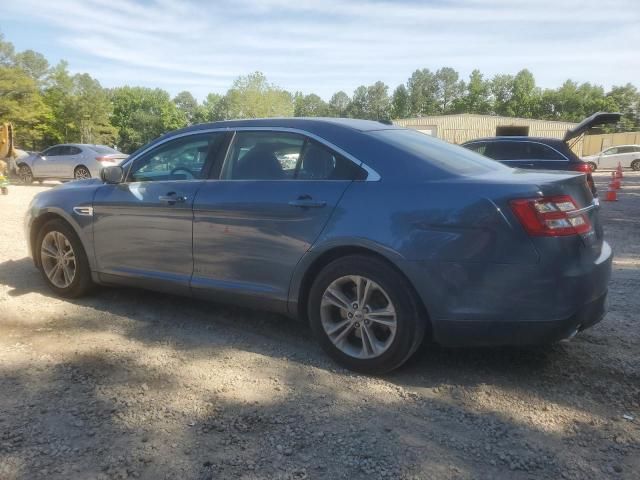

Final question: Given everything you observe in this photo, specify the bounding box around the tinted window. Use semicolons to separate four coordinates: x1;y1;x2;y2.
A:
90;145;118;154
484;141;527;160
298;141;365;180
128;133;223;182
221;131;364;181
68;146;82;155
484;141;564;161
521;142;565;160
464;142;488;155
372;129;506;175
44;146;64;156
618;146;635;154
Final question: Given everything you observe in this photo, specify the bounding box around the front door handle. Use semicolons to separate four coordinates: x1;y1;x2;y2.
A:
159;192;187;205
288;195;326;208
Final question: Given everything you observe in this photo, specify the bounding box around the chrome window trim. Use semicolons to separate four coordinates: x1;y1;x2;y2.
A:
469;139;570;162
120;126;380;182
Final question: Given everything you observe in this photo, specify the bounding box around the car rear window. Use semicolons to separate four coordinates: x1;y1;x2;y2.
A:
90;145;118;154
372;129;508;175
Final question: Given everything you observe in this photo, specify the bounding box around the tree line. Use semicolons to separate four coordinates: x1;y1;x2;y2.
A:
1;33;638;153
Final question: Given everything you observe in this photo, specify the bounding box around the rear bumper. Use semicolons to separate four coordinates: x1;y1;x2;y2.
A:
433;290;607;346
401;240;613;347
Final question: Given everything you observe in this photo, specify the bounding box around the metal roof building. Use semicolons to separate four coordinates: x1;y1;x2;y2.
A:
394;113;579;150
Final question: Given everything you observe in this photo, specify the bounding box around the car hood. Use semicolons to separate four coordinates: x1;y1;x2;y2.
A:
581;154;599;161
564;112;621;142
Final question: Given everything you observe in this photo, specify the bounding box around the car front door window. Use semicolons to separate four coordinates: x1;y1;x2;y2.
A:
128;134;221;182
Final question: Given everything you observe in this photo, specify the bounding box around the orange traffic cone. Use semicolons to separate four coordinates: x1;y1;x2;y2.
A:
611;172;621;190
604;187;618;201
616;162;624;178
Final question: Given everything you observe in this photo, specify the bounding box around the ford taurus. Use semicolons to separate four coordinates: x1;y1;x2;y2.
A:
24;118;613;373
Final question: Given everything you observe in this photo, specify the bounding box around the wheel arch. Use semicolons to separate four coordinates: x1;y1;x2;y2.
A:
291;242;432;336
30;210;89;269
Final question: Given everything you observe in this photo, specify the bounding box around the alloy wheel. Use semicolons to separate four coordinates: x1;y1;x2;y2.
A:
19;165;33;184
40;231;77;288
74;167;91;180
320;275;397;359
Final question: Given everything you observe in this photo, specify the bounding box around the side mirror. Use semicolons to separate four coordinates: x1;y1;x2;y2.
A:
101;165;124;184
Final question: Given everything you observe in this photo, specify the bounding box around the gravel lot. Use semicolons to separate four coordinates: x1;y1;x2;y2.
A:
0;172;639;480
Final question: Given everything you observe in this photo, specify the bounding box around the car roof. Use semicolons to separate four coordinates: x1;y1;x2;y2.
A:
174;117;400;135
463;136;565;145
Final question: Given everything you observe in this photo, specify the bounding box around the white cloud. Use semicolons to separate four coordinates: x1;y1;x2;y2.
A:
3;0;639;99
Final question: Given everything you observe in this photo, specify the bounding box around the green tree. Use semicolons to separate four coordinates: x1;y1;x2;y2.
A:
434;67;464;113
42;62;115;145
224;72;293;119
328;91;350;117
0;33;15;66
407;68;437;116
366;81;391;120
391;84;410;119
490;74;515;116
294;93;329;117
197;92;227;122
607;84;640;130
173;90;198;125
14;50;49;86
347;86;368;118
110;86;185;152
457;69;491;114
0;66;50;149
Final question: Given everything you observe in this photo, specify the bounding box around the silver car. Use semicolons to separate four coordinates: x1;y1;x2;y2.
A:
582;144;640;171
16;144;127;183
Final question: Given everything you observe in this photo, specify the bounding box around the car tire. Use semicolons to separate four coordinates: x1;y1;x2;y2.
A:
308;254;426;374
632;160;640;171
74;166;91;180
36;219;94;298
18;164;33;184
586;162;597;172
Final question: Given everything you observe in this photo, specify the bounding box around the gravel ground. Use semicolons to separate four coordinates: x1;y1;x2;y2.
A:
0;172;639;480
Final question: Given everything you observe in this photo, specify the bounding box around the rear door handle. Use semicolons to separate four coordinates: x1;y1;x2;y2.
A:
159;192;187;205
288;196;326;208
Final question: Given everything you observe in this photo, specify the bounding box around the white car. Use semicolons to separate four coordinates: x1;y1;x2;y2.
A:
16;144;128;183
582;145;640;171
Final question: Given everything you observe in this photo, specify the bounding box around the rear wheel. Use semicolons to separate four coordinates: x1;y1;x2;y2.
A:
74;166;91;180
586;161;597;172
308;255;426;374
632;160;640;171
18;164;33;184
36;219;93;298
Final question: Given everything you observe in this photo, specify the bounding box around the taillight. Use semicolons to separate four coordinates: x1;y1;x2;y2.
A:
570;162;591;173
510;195;592;236
96;156;114;164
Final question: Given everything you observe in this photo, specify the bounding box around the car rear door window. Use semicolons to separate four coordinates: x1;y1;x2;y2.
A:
484;141;527;160
221;131;365;181
521;142;565;160
68;146;82;155
464;142;488;155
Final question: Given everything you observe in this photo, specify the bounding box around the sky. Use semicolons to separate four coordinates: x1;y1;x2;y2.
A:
2;0;639;100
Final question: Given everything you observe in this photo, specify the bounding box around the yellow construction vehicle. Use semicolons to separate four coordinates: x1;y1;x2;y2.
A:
1;123;28;193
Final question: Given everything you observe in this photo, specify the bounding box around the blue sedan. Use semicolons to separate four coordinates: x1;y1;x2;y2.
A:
24;118;612;373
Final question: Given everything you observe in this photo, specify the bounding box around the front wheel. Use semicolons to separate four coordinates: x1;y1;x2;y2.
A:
36;219;93;298
632;160;640;171
18;165;33;184
74;166;91;180
308;255;426;374
586;162;597;172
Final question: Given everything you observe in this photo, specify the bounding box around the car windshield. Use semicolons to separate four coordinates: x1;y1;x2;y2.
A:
90;145;118;154
372;129;508;175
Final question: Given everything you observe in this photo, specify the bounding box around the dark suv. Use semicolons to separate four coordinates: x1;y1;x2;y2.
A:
461;112;622;196
462;137;596;193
